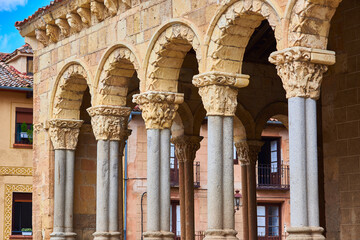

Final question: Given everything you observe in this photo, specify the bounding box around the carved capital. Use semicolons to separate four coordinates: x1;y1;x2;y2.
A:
46;24;60;42
235;141;250;165
132;91;184;129
104;0;118;16
247;141;263;165
171;135;203;163
91;0;105;22
192;72;249;116
66;13;82;32
87;105;131;141
269;47;336;100
55;18;70;37
77;7;91;25
48;119;83;150
35;29;49;46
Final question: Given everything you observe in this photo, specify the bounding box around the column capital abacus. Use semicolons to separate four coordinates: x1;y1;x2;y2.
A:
192;71;249;116
171;135;203;163
87;105;131;141
269;47;335;100
48;119;83;150
132;91;184;130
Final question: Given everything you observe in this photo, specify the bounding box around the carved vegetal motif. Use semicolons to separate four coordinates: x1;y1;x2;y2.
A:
269;47;335;99
247;141;263;164
35;29;49;46
171;135;203;163
66;13;82;32
289;0;314;47
192;72;249;116
77;7;91;25
104;0;118;16
91;0;105;22
122;0;131;8
235;141;250;165
48;119;83;150
132;92;184;129
87;105;131;141
46;24;60;42
55;18;70;37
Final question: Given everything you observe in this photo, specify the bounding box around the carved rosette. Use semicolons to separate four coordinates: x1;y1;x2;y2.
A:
132;91;184;130
171;135;203;163
87;105;131;141
234;141;250;165
269;47;336;100
192;72;249;116
48;119;84;150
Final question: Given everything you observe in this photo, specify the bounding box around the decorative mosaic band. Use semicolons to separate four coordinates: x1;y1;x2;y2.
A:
0;167;33;176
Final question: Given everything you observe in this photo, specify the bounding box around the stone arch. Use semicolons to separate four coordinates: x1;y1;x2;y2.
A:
144;21;202;92
254;101;288;139
50;62;92;119
176;102;195;136
234;103;256;139
205;0;282;73
285;0;342;49
193;105;207;137
94;45;140;106
234;116;247;142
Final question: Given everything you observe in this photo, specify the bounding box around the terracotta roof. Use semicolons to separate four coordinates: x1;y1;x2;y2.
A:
0;53;10;62
1;44;33;63
0;62;33;89
15;0;65;28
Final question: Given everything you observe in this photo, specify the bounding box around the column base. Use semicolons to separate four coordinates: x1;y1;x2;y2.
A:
223;229;238;240
287;227;325;240
64;232;77;240
93;232;111;240
50;232;66;240
204;229;227;240
109;231;122;240
143;231;174;240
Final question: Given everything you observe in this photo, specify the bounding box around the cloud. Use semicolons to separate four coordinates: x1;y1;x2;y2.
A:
0;33;23;52
0;0;28;12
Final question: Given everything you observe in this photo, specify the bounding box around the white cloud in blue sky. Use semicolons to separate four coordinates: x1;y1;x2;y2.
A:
0;0;28;12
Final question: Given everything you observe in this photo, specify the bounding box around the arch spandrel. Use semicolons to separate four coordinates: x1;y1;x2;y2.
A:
205;0;283;74
144;21;202;92
50;62;92;120
94;45;140;106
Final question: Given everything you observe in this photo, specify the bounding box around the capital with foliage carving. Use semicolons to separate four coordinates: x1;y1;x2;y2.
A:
171;135;203;163
235;141;250;165
192;72;249;116
132;91;184;129
48;119;83;150
87;105;131;141
247;140;263;165
269;47;336;100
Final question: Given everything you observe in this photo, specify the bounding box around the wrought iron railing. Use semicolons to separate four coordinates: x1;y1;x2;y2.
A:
170;161;200;188
257;164;290;190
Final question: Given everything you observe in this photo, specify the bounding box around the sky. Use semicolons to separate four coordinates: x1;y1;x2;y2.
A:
0;0;52;53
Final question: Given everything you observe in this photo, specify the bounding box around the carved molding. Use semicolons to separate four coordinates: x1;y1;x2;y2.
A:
193;71;249;88
104;0;118;16
235;141;249;165
87;105;131;141
46;24;60;42
77;7;91;25
66;13;82;32
55;18;70;37
91;0;105;22
171;135;203;163
35;29;49;46
269;47;336;99
133;91;184;129
122;0;131;8
0;167;32;176
48;119;83;150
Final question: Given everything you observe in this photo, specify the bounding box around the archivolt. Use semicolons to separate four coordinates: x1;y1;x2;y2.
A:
145;22;201;92
52;63;90;119
206;0;282;73
94;46;139;106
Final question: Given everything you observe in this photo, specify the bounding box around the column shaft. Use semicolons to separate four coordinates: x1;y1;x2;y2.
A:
241;164;249;240
179;160;186;240
64;150;75;235
184;160;194;240
96;140;110;233
109;141;120;237
289;97;308;227
247;160;257;240
53;150;66;234
147;129;161;232
222;116;235;230
306;98;319;227
160;129;171;232
207;116;223;230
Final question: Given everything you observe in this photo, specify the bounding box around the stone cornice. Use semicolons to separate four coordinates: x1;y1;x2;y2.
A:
171;135;203;163
87;105;131;141
132;91;184;130
269;47;336;100
48;119;83;150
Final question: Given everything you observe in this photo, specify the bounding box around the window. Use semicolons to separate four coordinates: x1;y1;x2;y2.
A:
12;193;32;235
170;144;179;187
15;108;33;145
26;57;33;75
257;204;281;240
170;201;181;239
233;144;238;164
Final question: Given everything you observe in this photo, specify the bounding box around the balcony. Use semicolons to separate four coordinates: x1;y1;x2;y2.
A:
170;161;200;188
257;164;290;190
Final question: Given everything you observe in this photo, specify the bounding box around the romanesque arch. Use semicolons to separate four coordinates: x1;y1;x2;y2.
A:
51;62;92;119
94;45;140;106
205;0;282;73
144;21;202;92
285;0;342;49
235;103;256;139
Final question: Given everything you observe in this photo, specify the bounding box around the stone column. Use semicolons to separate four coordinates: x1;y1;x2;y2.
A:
171;135;203;240
49;119;83;240
235;141;250;240
133;91;184;240
87;105;131;240
269;47;336;239
193;71;249;240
